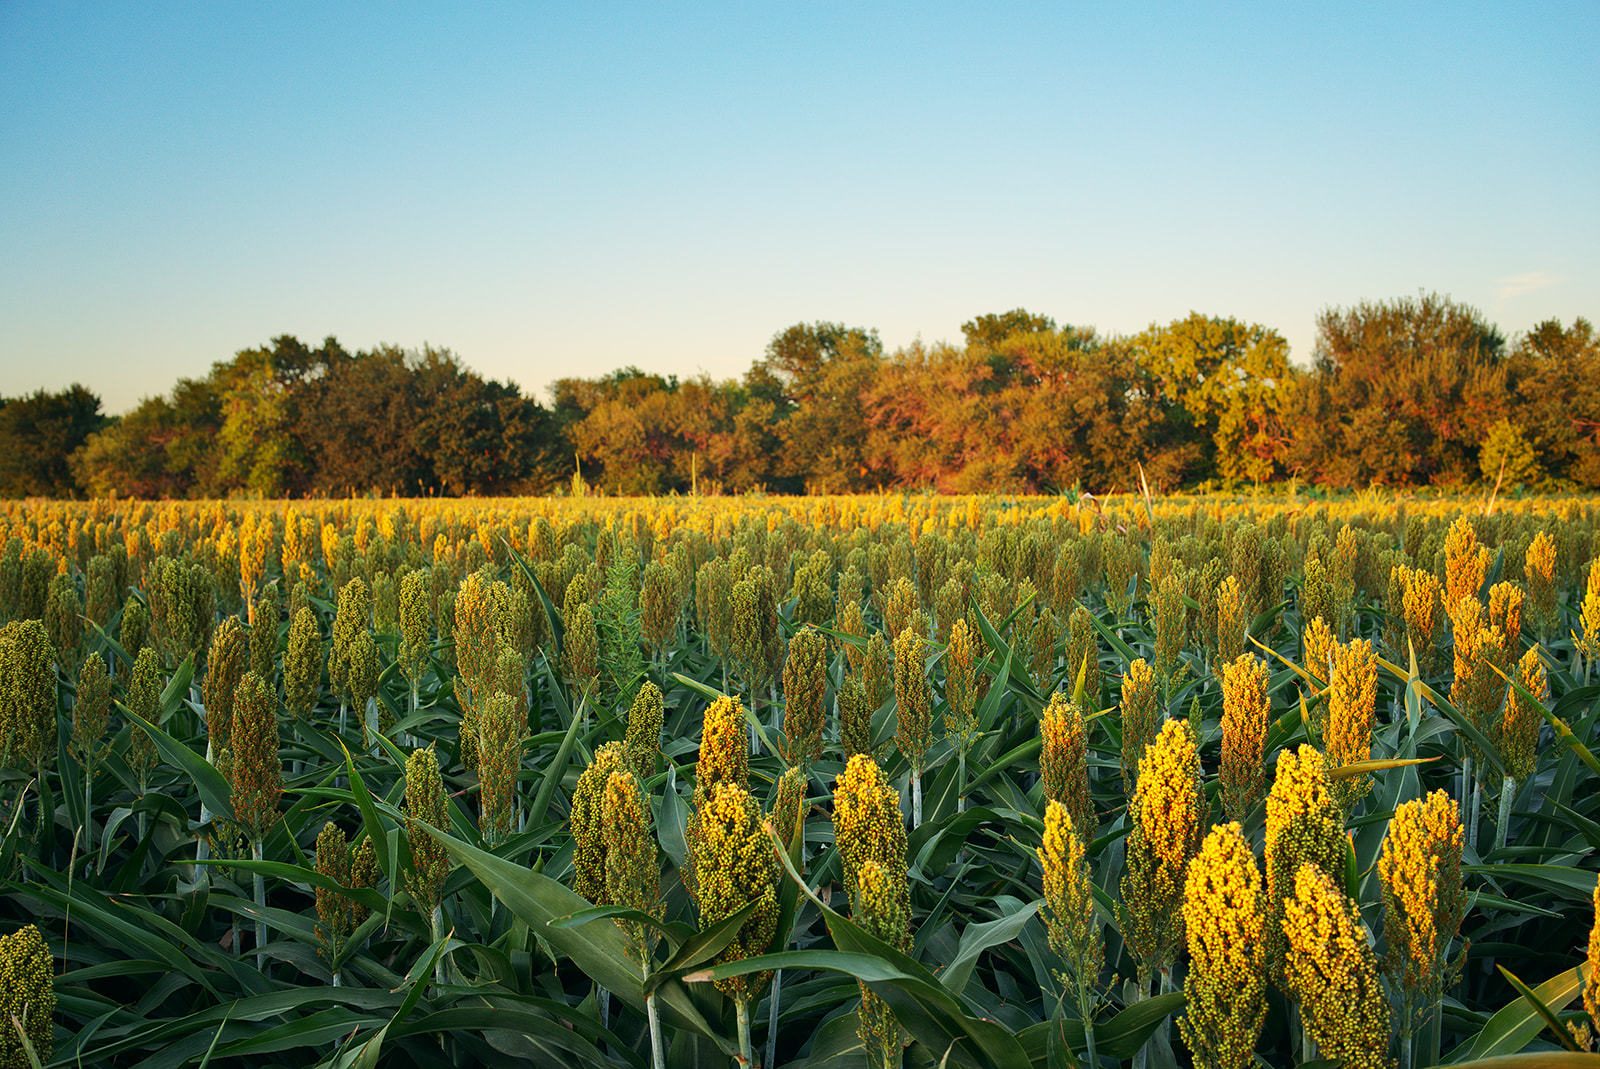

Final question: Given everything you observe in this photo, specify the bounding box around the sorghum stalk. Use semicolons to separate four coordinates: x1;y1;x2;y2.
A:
1038;800;1102;1065
1041;691;1094;841
893;627;932;827
231;671;281;966
1179;822;1266;1069
1281;864;1395;1069
1380;790;1466;1069
1219;654;1270;822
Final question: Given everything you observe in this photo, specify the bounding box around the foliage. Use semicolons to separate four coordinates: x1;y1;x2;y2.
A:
0;491;1594;1069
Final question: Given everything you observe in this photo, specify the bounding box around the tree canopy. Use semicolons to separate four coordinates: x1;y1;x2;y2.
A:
5;297;1596;499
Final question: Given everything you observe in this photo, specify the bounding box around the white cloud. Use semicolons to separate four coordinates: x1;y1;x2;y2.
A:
1497;270;1558;300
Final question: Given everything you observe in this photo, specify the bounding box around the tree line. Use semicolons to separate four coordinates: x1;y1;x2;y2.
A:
2;293;1594;499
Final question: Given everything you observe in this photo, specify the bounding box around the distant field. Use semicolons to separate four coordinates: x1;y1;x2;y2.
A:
0;492;1596;1068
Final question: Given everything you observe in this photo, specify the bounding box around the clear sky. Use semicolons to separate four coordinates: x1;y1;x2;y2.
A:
3;2;1595;415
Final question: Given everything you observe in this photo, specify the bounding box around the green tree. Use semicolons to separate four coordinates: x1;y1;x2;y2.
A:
0;385;107;498
1131;313;1295;484
756;322;884;492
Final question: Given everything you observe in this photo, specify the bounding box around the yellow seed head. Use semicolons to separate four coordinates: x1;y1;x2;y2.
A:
1444;516;1489;614
853;857;912;1066
1379;790;1466;1039
572;742;626;903
1041;691;1094;841
1523;530;1557;636
1120;718;1204;986
230;671;282;845
1500;648;1547;784
314;821;352;966
1179;822;1267;1069
1326;638;1378;812
770;764;807;851
1281;864;1395;1069
1264;745;1345;976
696;694;749;797
1580;562;1600;661
893;627;932;774
203;616;249;754
71;654;113;773
944;617;979;756
1219;654;1270;822
1215;574;1249;667
1303;615;1335;687
1038;800;1103;994
404;744;451;911
282;606;324;722
1064;605;1101;705
1487;580;1524;659
833;754;908;908
687;782;779;1002
1585;876;1600;1039
601;769;661;967
1120;658;1160;796
0;619;57;771
781;627;828;768
1452;596;1508;744
477;690;522;847
623;680;665;782
0;923;54;1068
1399;565;1443;664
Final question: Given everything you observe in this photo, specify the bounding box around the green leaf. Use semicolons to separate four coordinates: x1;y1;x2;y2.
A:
645;899;764;993
1450;965;1586;1062
939;899;1041;994
410;819;732;1052
1328;756;1435;781
1465;865;1599;902
1495;966;1583;1052
767;823;1032;1069
1448;1056;1600;1068
121;703;235;823
338;739;392;885
196;858;387;916
527;694;584;830
1377;654;1508;779
1485;654;1600;779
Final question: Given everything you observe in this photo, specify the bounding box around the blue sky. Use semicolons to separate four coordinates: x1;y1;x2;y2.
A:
3;2;1595;415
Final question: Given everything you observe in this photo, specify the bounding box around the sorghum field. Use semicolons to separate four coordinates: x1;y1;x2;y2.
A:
1;492;1598;1069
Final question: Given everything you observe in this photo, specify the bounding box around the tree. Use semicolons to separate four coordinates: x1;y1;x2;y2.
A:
410;348;560;495
70;377;224;499
756;322;884;492
0;385;107;498
1131;313;1295;485
1289;293;1508;487
961;309;1057;351
1510;317;1600;487
211;335;346;497
293;345;436;496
